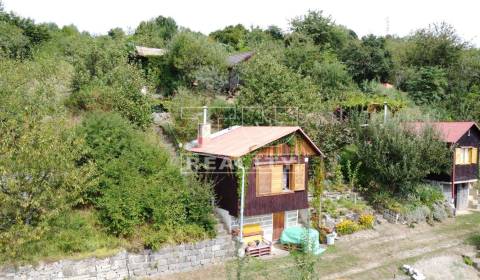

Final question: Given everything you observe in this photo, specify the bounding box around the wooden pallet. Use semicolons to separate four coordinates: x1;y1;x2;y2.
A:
245;244;271;257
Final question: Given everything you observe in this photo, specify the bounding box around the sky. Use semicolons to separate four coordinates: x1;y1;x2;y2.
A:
3;0;480;46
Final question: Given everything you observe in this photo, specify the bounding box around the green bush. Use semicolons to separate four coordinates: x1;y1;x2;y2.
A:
356;116;450;197
133;16;178;48
236;54;318;126
79;112;215;238
158;31;228;94
413;184;444;208
399;66;448;105
67;64;152;128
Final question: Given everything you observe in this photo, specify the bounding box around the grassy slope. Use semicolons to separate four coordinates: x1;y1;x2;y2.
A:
4;209;127;266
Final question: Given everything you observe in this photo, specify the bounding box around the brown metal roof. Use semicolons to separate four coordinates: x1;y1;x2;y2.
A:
226;51;254;66
135;46;166;57
408;121;479;143
186;126;323;159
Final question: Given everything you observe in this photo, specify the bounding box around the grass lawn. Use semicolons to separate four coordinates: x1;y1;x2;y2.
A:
156;212;480;280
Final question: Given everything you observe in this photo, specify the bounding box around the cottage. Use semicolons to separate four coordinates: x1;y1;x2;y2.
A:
225;51;254;96
411;121;480;210
186;107;322;242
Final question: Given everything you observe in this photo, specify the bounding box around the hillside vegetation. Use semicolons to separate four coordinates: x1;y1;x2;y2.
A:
1;2;479;264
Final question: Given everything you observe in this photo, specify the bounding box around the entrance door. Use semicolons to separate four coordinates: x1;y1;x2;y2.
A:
272;211;285;241
455;183;469;210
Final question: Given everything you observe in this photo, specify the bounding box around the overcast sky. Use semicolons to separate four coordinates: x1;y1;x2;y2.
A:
3;0;479;46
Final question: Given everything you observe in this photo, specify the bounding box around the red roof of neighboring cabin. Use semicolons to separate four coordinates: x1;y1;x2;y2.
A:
409;121;479;143
186;126;323;159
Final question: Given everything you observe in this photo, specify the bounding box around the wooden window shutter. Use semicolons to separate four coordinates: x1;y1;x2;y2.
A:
455;148;463;165
471;147;478;164
292;164;306;191
465;148;471;164
256;165;272;196
271;165;283;194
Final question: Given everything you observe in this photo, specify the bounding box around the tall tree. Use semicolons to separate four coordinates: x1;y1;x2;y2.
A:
134;16;178;47
342;35;393;84
405;22;465;68
209;24;249;51
290;10;351;51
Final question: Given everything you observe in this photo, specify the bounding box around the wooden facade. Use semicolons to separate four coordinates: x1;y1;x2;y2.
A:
427;126;480;182
207;157;239;216
245;155;309;216
202;132;319;218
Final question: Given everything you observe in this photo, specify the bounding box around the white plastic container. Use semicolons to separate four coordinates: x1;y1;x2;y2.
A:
326;233;336;245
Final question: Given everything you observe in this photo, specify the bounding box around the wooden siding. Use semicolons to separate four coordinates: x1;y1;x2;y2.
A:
428;126;480;182
244;156;309;216
255;135;317;157
454;164;478;181
199;131;318;218
203;157;239;216
453;127;479;181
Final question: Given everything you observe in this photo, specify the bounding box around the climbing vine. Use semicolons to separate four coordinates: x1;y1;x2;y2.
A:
268;133;300;156
234;153;256;202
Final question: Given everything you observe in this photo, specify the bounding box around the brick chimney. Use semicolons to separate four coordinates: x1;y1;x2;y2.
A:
197;106;211;147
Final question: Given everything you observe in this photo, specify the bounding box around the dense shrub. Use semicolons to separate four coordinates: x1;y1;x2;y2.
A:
0;53;96;263
159;31;228;94
290;10;352;51
133;16;178;48
0;21;29;58
0;117;95;262
236;54;318;126
209;24;249;51
413;184;445;208
356;116;450;197
67;64;152;128
342;35;393;83
399;66;448;105
79;112;215;239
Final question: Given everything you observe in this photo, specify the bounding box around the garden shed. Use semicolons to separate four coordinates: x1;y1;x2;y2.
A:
411;121;480;210
186;108;323;242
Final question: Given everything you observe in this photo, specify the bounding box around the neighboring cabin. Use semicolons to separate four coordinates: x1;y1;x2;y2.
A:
133;45;253;96
186;108;322;242
411;121;480;210
225;51;254;96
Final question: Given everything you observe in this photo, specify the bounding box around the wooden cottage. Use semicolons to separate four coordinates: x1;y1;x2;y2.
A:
225;51;254;96
186;111;323;242
411;121;480;210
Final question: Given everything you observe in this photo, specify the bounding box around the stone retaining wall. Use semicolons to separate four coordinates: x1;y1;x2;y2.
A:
0;233;235;279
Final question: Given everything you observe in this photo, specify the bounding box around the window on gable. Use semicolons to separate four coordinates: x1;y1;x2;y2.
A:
455;147;478;165
256;163;306;196
282;165;291;191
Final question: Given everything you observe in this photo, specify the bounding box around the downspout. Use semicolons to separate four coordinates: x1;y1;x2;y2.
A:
238;162;246;243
